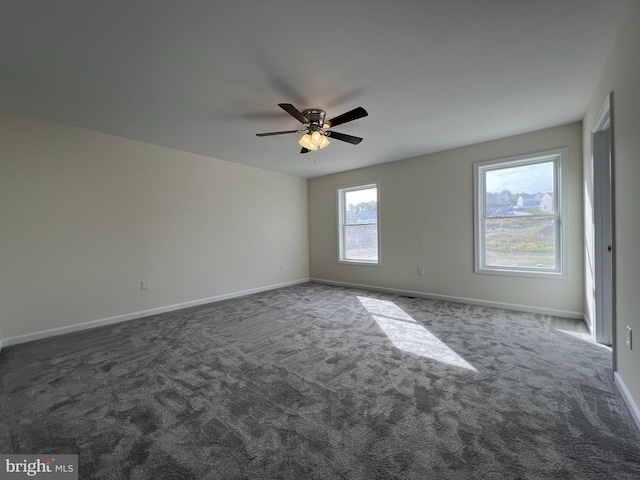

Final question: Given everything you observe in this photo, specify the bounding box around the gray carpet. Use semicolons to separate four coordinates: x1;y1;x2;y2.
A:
1;283;639;479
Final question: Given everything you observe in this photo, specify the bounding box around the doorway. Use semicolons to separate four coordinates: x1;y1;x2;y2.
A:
592;92;615;349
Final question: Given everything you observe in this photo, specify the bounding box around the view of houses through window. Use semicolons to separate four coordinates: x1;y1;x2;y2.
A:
476;150;565;276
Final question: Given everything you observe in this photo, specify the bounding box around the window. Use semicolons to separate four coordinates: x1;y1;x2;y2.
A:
474;149;566;277
338;182;380;265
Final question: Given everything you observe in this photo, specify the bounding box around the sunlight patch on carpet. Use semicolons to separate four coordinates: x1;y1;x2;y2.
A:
358;296;477;371
557;329;611;350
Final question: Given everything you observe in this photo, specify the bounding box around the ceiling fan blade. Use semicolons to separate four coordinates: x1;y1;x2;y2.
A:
325;106;368;128
300;147;310;154
256;129;302;137
326;131;363;145
278;103;309;124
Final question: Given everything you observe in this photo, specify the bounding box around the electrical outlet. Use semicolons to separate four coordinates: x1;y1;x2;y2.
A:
626;326;632;349
417;267;424;277
141;280;149;291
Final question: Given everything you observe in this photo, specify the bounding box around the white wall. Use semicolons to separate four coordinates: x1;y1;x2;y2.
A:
583;2;640;423
0;111;309;342
309;123;583;316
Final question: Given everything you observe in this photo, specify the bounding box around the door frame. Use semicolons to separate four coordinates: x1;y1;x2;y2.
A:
591;92;616;362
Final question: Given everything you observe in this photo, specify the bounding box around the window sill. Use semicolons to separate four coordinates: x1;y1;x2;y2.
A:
475;266;566;280
338;259;380;267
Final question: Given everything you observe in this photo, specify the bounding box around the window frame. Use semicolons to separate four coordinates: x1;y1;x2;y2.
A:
474;148;568;279
337;181;381;266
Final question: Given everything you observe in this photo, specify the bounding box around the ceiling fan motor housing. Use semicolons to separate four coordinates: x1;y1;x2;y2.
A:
302;109;328;130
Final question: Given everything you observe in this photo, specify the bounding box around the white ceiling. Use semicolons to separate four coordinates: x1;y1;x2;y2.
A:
0;0;632;178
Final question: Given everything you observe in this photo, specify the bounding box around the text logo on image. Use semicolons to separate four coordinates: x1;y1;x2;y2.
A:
0;455;78;479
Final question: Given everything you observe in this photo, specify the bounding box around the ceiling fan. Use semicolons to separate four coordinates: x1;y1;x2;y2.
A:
256;103;368;153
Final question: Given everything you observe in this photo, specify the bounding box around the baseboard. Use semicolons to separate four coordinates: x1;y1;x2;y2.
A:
310;278;584;320
1;278;310;348
614;372;640;431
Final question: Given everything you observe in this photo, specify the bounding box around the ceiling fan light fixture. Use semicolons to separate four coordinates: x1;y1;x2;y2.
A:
319;135;330;149
310;130;323;146
298;134;318;150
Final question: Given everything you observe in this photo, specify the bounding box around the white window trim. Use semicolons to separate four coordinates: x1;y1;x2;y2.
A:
337;181;381;266
474;148;568;279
